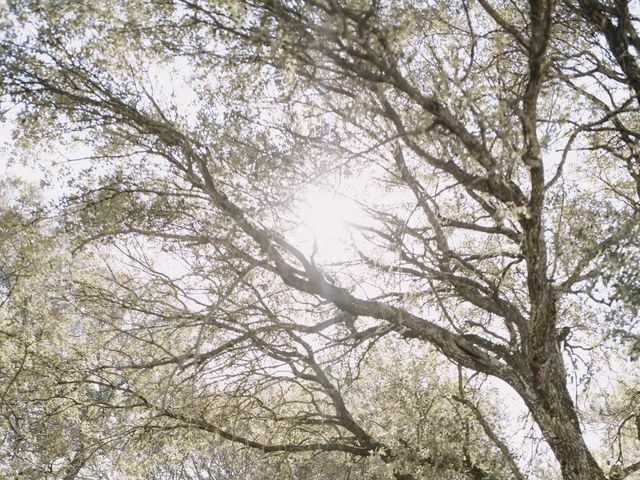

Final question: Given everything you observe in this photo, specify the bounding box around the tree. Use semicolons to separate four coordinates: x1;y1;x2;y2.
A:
2;0;640;479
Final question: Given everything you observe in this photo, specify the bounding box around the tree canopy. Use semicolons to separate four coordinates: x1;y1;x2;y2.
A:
2;1;640;479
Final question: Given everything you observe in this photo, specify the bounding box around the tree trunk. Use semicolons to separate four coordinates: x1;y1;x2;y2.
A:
521;296;607;480
530;395;606;480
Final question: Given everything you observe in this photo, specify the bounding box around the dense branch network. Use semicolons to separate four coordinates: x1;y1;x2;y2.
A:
2;1;640;479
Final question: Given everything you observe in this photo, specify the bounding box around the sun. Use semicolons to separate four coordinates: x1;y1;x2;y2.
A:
298;188;361;262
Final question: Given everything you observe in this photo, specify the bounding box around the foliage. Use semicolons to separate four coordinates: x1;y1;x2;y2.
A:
2;1;640;479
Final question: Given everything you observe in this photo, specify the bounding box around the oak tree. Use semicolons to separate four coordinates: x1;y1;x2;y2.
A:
3;1;640;479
